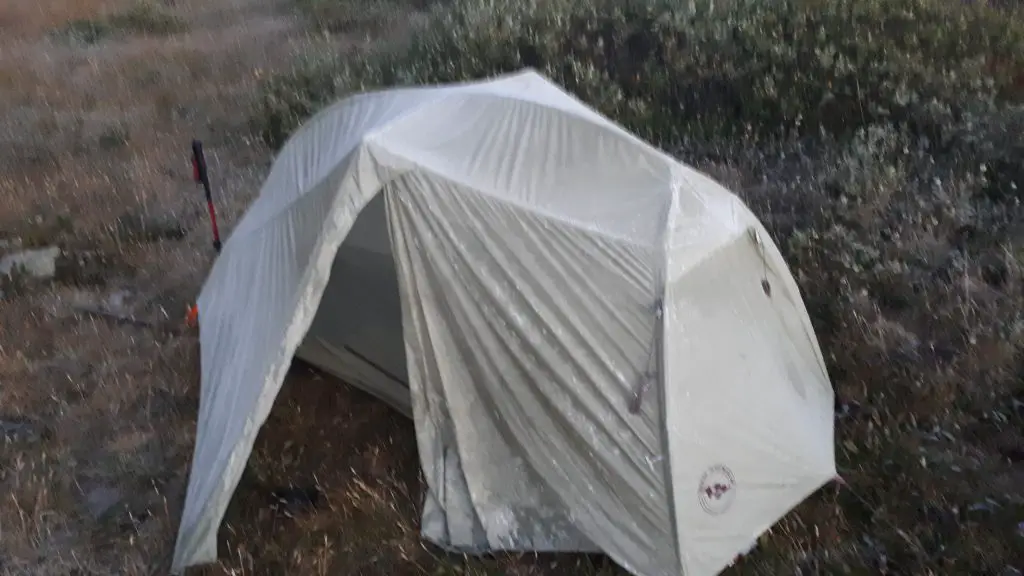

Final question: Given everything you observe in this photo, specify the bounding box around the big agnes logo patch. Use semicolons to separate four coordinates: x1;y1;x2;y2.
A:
698;465;736;516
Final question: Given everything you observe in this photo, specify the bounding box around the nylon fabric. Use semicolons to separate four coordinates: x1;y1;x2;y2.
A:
172;69;836;576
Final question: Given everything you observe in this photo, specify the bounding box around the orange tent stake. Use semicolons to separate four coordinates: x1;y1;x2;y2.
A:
185;303;199;328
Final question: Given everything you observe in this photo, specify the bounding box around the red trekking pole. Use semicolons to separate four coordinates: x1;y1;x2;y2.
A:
186;140;221;328
191;140;222;253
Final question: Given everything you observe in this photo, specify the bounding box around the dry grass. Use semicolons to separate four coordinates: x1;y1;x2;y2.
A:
0;0;602;574
1;0;303;574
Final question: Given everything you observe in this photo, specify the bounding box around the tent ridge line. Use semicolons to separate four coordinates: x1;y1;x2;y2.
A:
231;75;678;249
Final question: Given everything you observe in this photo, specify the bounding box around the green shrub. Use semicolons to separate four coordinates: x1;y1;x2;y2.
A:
296;0;432;33
257;0;1024;150
52;0;185;43
107;0;187;35
57;18;113;44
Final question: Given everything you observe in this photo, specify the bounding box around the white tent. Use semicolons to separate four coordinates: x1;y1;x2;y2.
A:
172;69;836;576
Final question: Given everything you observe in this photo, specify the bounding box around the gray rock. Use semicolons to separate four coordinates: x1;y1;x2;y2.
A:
84;485;123;520
104;289;131;313
0;418;39;442
0;246;61;279
0;237;22;253
113;208;186;243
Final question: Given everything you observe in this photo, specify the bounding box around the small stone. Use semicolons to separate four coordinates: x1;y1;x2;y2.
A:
113;207;186;243
0;246;61;279
269;485;321;517
0;237;22;252
84;485;123;520
967;500;999;513
0;418;39;442
104;289;132;313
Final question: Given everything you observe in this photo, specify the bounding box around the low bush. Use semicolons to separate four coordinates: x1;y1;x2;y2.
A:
107;0;186;35
296;0;433;34
53;0;185;44
258;0;1024;149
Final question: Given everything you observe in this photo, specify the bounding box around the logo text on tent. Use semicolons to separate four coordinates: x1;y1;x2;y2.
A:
698;465;736;515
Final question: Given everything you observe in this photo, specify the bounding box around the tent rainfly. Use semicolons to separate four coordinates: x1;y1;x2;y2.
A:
172;69;836;576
